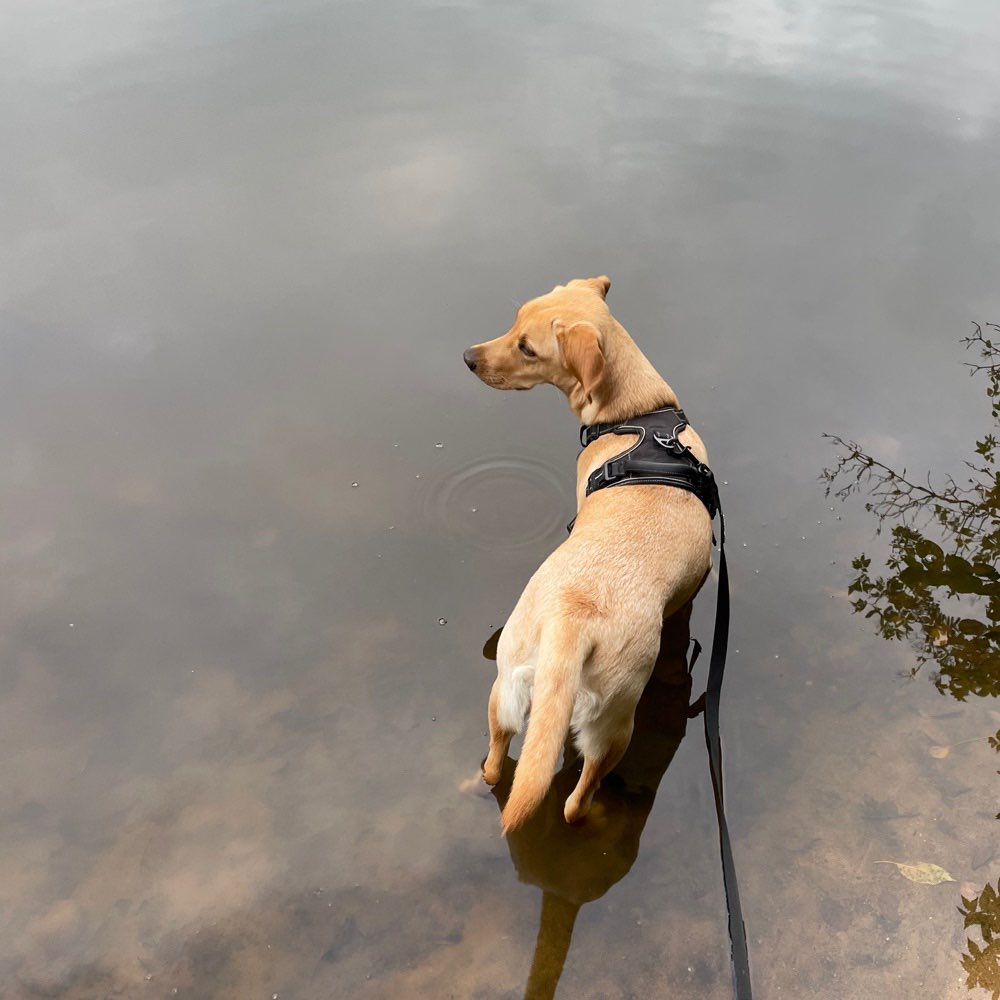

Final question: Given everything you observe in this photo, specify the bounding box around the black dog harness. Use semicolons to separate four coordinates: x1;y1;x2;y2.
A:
579;406;719;517
573;406;752;1000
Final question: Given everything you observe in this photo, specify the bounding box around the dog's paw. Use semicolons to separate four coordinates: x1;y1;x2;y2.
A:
481;763;503;786
563;797;586;825
564;797;607;828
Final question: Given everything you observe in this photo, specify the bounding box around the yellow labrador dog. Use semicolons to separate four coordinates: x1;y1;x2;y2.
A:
463;276;714;833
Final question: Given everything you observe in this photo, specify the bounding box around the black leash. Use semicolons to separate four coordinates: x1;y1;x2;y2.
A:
699;506;753;999
574;409;752;997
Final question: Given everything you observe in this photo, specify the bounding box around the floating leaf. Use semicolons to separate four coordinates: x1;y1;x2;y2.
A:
877;860;956;885
929;745;951;758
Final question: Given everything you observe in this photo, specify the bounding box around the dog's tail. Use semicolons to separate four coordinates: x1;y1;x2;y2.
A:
501;621;590;834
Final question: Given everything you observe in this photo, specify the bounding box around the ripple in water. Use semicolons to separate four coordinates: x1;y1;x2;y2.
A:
427;456;571;552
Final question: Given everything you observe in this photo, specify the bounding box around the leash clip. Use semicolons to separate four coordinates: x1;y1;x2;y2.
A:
653;432;685;456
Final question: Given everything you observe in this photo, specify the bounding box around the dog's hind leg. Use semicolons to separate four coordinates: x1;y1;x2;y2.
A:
483;677;517;786
563;719;633;824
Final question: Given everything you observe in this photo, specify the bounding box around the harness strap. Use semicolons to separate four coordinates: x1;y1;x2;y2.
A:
580;405;689;447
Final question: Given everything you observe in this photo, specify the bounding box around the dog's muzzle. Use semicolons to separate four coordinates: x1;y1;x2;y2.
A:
463;349;478;372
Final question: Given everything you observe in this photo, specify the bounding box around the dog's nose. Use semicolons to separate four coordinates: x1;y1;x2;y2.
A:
463;349;478;372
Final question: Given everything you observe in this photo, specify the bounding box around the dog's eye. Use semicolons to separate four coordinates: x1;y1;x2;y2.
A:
518;340;537;358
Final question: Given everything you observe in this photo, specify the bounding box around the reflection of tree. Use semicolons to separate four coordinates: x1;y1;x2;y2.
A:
960;870;1000;997
826;328;1000;997
822;324;1000;700
958;728;1000;998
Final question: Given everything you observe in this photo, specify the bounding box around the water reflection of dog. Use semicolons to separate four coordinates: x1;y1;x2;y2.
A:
485;607;698;1000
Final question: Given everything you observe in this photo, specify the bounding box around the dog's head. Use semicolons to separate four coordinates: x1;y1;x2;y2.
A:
463;277;612;411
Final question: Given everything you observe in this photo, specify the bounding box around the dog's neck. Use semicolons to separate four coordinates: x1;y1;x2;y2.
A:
571;320;679;426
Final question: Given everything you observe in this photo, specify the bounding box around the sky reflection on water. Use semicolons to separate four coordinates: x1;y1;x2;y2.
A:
2;0;1000;997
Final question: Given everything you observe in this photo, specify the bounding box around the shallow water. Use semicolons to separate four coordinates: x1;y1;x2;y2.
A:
3;1;1000;997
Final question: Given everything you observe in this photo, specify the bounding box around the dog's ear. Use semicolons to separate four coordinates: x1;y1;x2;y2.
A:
588;275;611;299
569;276;611;299
555;320;605;400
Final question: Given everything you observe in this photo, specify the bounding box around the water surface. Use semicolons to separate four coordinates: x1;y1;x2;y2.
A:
3;0;1000;997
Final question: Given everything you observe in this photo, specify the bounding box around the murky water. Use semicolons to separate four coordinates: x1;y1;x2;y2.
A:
3;1;1000;997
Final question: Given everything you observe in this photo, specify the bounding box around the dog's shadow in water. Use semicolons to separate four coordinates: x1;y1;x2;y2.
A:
481;606;700;1000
